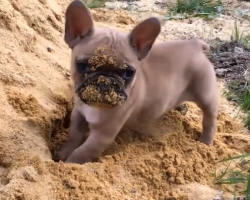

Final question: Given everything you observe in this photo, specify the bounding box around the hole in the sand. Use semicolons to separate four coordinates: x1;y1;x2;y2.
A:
48;106;200;164
48;108;150;163
62;111;71;129
1;178;10;186
49;108;72;162
0;168;10;186
48;120;144;163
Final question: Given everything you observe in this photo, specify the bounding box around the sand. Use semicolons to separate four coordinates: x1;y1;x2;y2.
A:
0;0;250;199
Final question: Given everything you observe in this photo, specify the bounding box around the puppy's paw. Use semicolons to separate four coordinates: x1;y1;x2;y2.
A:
66;148;98;165
65;149;86;164
59;146;75;161
198;136;213;146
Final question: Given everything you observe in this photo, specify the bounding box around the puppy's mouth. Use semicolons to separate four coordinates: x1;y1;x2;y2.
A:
76;72;128;108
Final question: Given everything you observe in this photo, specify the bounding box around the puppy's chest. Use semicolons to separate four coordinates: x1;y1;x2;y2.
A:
78;105;106;124
128;96;179;126
127;104;164;126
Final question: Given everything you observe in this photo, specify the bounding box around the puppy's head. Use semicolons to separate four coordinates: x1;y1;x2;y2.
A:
64;0;161;108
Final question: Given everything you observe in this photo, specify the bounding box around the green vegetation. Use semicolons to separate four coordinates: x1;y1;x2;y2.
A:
214;21;250;200
82;0;106;8
214;154;250;200
165;0;223;20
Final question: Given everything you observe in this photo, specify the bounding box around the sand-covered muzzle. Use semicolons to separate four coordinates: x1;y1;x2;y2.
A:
76;73;127;108
75;45;132;108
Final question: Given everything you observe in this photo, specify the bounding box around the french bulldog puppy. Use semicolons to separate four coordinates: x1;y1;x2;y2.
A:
59;0;218;164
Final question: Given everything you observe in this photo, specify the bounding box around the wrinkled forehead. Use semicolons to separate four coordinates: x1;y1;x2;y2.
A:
71;29;137;67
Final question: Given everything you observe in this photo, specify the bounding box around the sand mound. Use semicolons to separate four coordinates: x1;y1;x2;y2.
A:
0;0;249;199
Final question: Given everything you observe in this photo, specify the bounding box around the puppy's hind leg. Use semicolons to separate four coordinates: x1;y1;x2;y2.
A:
193;78;218;145
192;62;219;145
197;93;218;145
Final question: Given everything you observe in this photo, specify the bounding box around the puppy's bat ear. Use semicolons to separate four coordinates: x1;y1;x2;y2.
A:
129;17;161;61
64;0;94;48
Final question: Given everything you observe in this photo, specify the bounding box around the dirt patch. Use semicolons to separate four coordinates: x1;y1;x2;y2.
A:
209;40;250;81
208;40;250;124
0;0;250;200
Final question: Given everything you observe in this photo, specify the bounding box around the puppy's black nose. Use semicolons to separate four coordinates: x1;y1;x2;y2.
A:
99;84;110;92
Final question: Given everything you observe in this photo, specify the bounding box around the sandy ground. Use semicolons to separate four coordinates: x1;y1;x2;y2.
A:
0;0;250;199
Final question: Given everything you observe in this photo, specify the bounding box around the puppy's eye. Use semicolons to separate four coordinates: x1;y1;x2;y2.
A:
123;69;135;80
76;62;88;72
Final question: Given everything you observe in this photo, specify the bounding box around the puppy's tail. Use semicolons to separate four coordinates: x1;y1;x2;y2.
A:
192;38;210;52
200;40;210;52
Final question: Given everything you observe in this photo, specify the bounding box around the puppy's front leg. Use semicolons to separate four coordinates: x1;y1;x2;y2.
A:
59;106;88;161
65;123;121;164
